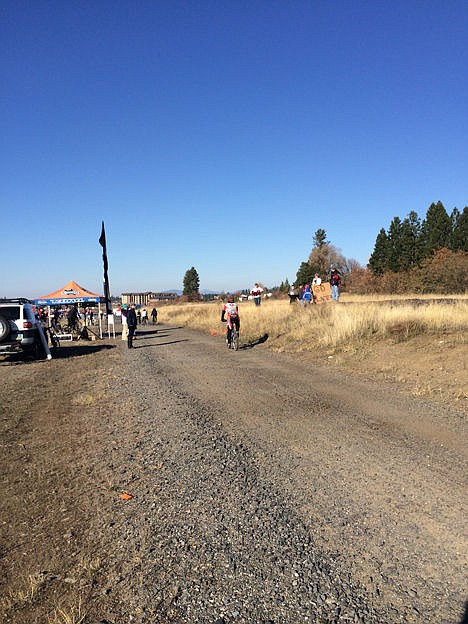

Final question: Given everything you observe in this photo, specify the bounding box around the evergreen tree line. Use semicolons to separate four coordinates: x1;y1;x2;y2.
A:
180;201;466;298
292;202;466;295
368;201;467;275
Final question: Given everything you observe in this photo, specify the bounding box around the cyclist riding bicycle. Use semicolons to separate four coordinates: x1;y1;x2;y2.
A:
221;296;240;348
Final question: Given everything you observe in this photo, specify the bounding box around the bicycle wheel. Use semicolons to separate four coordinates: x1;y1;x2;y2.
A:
232;328;239;351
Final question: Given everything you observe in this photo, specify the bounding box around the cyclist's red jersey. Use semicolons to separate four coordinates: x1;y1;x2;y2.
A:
222;302;239;327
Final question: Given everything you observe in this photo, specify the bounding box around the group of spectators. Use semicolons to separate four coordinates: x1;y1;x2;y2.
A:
36;305;102;331
120;305;158;349
288;268;342;304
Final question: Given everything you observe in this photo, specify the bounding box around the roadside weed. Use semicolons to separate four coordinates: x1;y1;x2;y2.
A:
48;598;87;624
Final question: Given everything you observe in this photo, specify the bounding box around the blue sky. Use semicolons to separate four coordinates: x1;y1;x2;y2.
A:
1;1;467;297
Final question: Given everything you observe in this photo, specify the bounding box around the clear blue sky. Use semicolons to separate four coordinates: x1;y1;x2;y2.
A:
1;1;467;297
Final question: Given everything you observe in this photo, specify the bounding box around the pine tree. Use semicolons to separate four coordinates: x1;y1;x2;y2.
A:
421;201;452;255
399;211;423;270
182;267;200;295
387;217;404;272
313;228;328;248
368;228;390;275
451;207;468;251
295;261;314;285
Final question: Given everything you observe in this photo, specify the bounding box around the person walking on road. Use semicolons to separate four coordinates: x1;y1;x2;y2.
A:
151;307;158;324
126;304;137;348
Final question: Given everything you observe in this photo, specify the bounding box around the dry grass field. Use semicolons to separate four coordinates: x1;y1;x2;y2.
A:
159;294;468;407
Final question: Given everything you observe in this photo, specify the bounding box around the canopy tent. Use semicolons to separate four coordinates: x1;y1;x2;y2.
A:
35;280;102;306
34;280;109;339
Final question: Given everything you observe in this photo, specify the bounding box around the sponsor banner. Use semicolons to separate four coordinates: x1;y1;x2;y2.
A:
35;297;100;305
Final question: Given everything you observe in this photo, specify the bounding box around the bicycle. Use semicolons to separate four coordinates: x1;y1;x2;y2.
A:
221;299;240;351
46;325;60;349
39;321;61;349
230;325;240;351
223;319;239;351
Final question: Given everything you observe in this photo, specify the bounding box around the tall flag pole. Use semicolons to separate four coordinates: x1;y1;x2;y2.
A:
99;221;112;315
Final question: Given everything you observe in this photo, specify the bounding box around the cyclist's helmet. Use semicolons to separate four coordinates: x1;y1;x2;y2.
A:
227;297;235;303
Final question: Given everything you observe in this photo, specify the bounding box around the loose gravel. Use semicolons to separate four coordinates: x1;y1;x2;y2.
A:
101;351;398;623
1;323;466;624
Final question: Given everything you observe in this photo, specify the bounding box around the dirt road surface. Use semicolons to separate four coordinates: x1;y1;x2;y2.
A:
1;324;466;623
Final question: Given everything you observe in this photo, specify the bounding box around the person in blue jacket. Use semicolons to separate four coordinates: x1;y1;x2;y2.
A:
301;284;312;305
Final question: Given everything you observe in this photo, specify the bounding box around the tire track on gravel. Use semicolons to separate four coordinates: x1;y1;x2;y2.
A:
114;324;466;624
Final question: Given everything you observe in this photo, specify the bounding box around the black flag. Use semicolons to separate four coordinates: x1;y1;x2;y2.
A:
99;221;112;314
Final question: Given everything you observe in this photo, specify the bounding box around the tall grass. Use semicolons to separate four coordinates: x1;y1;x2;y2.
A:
160;296;467;354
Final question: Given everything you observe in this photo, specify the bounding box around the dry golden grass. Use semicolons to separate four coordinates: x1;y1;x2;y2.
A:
161;295;468;355
0;573;47;610
340;292;467;302
48;599;87;624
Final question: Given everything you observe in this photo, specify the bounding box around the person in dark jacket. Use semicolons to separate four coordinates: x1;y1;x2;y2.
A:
330;268;342;301
67;305;79;330
126;304;138;348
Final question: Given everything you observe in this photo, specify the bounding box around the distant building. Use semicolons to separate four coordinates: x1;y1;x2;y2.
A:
121;291;179;305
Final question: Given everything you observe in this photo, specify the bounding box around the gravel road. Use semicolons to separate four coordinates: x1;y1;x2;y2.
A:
1;323;466;623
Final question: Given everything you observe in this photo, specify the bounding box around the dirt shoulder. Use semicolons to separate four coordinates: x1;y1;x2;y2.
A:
0;325;466;623
301;332;467;408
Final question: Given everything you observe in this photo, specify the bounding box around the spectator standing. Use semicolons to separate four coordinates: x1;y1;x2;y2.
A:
141;308;148;325
67;305;79;330
52;307;60;330
136;308;141;324
121;304;128;341
330;268;341;301
311;274;321;304
151;307;158;324
251;283;264;306
126;304;137;348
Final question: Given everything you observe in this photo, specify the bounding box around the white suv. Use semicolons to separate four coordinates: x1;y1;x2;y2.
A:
0;298;45;358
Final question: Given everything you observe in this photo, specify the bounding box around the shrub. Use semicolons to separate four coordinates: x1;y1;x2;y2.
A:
347;249;467;294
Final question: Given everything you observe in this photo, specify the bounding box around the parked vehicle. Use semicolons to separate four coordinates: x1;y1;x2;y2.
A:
0;298;47;358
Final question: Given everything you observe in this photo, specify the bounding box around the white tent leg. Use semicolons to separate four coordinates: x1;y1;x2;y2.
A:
98;302;102;338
